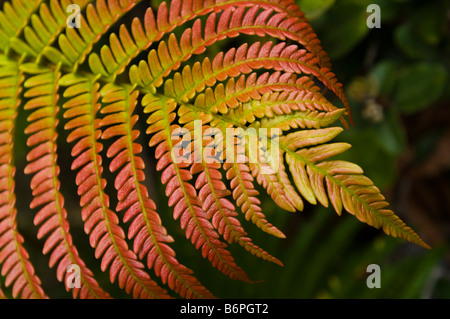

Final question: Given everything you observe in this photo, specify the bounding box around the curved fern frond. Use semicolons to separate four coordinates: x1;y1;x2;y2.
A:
0;57;47;299
96;0;330;78
132;38;338;105
125;6;323;87
218;73;342;124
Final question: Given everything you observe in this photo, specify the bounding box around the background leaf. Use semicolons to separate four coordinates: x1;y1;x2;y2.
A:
394;62;448;114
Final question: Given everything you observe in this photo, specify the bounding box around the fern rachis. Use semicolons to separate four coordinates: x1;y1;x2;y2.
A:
0;0;429;299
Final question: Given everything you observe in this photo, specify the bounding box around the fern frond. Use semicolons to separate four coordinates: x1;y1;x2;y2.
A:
0;0;430;300
126;6;323;88
61;75;171;298
199;119;286;239
143;94;251;282
140;38;317;93
3;0;140;69
194;160;284;266
50;0;141;69
88;0;272;81
0;58;47;299
0;0;44;54
22;64;110;299
99;83;215;299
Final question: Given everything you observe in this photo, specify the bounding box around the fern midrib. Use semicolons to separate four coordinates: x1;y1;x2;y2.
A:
85;81;162;299
276;132;425;246
270;134;425;245
283;148;425;244
49;154;106;299
143;23;347;115
121;90;207;299
49;152;105;299
6;70;45;299
46;67;104;299
48;68;82;294
153;51;347;121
